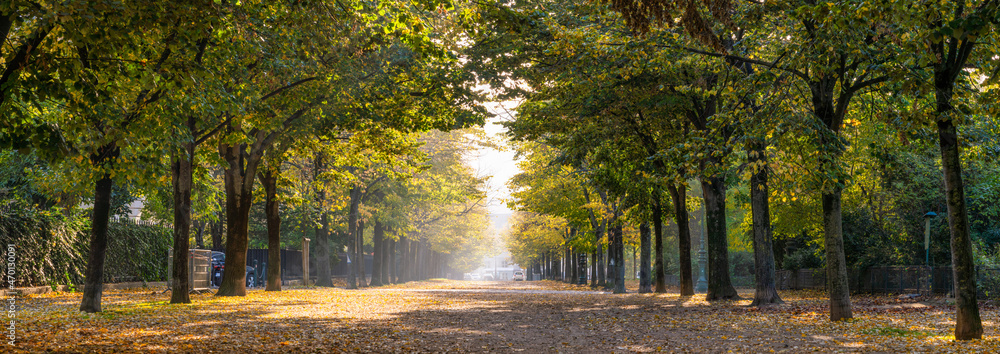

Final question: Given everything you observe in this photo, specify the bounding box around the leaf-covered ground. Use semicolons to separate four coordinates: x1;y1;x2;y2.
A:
12;280;1000;352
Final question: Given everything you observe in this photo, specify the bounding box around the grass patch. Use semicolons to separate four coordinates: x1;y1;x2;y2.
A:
861;326;932;337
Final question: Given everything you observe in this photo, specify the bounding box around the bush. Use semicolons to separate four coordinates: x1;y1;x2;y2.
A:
0;205;170;287
783;247;823;270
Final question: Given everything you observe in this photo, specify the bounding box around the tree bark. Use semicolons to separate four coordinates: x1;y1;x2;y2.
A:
356;220;366;286
597;229;606;286
668;184;694;296
823;188;852;320
572;249;579;284
216;132;270;296
543;252;549;280
383;237;391;283
568;249;575;283
639;220;652;293
937;81;983;340
216;155;253;296
80;151;116;312
748;140;782;306
193;220;206;249
170;144;193;303
262;169;282;291
564;246;571;282
410;240;419;281
210;217;223;251
347;185;362;288
590;250;597;286
313;154;333;287
613;222;626;294
396;236;410;283
702;177;739;300
389;238;398;284
370;221;384;286
415;240;424;281
653;187;666;293
606;231;616;289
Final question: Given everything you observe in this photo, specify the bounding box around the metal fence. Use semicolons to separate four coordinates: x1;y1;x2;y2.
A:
776;266;1000;298
166;249;212;290
246;249;303;284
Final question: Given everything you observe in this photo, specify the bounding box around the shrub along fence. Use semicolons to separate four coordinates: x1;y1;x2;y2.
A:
777;266;1000;298
0;206;170;287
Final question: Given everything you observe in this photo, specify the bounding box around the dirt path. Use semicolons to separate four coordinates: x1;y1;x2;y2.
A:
13;280;1000;352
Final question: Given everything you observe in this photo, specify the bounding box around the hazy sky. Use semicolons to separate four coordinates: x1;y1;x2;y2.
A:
471;100;522;217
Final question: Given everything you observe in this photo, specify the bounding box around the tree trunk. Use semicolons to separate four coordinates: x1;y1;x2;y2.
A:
313;154;333;287
748;140;782;306
80;158;116;313
668;184;694;296
193;220;206;249
702;177;739;300
216;137;265;297
210;217;223;251
356;220;366;286
822;188;852;320
347;185;361;289
543;252;549;280
370;221;384;286
384;237;392;284
606;227;615;289
613;222;626;294
170;146;193;304
396;236;402;283
415;241;421;280
590;250;597;286
653;188;666;293
389;238;398;284
571;250;579;284
262;169;282;291
381;228;391;285
411;239;418;282
564;247;571;282
597;228;606;286
553;251;558;280
639;220;652;293
216;168;252;296
937;83;983;339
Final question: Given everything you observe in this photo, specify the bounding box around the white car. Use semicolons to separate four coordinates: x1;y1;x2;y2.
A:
513;271;525;281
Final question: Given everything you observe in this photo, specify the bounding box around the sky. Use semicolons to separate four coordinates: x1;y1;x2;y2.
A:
470;99;522;226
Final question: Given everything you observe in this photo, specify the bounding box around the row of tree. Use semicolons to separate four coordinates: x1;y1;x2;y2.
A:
2;0;491;312
483;0;1000;341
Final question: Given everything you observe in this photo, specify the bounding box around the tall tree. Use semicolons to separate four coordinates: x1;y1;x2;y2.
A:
896;0;999;340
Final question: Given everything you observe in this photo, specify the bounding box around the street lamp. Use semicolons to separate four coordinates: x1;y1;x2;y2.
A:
924;211;937;295
924;212;937;266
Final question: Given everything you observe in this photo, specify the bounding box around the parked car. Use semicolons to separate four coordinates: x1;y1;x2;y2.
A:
211;251;258;288
513;271;525;281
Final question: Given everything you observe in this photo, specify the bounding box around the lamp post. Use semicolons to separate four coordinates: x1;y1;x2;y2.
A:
924;212;937;266
924;212;937;295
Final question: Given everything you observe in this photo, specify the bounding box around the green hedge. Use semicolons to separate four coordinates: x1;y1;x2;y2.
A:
0;206;171;287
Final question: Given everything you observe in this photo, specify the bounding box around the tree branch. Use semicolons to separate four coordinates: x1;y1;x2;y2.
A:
259;77;320;101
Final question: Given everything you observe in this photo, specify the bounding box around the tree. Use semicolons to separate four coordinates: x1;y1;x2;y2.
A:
893;0;999;339
3;1;216;312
